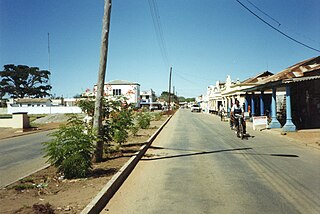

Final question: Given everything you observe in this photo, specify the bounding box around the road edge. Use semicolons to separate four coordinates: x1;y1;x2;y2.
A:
80;114;173;214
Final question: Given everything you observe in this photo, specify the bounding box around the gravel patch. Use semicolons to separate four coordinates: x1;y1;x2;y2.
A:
33;113;85;124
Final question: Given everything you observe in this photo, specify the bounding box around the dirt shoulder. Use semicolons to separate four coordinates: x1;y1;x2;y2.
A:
243;120;320;149
0;114;170;214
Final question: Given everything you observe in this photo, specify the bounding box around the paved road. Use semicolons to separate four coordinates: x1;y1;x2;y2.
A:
0;131;53;187
103;109;320;214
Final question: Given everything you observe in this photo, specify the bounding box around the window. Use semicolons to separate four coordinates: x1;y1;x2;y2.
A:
113;89;121;96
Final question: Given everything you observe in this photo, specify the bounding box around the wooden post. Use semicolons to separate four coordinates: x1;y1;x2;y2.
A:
168;67;172;111
93;0;112;163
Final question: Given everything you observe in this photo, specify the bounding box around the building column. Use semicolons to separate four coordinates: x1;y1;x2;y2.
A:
244;94;248;112
260;91;265;116
251;93;255;116
269;87;281;128
283;85;296;132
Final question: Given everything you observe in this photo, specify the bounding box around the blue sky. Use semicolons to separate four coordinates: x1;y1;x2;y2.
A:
1;0;319;98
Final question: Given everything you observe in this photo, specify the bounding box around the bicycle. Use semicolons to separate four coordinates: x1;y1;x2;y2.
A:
234;114;245;139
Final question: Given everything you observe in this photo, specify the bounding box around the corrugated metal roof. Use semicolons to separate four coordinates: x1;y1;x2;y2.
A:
260;56;320;84
243;56;320;92
241;71;273;84
282;75;320;84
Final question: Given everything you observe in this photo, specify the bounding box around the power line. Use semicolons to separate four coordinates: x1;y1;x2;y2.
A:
236;0;320;53
174;70;208;88
245;0;319;45
148;0;170;67
244;0;281;27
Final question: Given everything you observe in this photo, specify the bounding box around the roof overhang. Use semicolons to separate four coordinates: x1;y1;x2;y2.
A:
243;75;320;92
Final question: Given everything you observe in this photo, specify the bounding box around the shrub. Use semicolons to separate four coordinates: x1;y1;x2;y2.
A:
43;116;95;179
13;183;35;191
109;101;134;144
153;112;162;121
130;124;139;136
112;129;128;145
137;112;151;129
76;98;95;117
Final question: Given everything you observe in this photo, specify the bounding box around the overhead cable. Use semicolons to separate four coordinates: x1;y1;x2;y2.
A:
236;0;320;53
245;0;281;27
148;0;170;67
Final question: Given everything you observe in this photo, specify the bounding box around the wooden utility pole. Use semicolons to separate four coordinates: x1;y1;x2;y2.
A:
93;0;112;163
168;67;172;111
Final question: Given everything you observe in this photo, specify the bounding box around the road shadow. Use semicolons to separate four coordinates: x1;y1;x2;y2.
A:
141;147;253;161
143;146;299;161
239;133;255;140
235;153;299;158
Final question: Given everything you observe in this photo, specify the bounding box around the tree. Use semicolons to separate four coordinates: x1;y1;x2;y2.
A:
0;64;52;98
159;91;179;104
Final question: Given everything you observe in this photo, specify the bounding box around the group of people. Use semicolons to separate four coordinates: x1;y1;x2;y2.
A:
219;99;246;138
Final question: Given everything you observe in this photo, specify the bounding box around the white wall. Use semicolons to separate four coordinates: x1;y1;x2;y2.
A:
0;108;7;114
0;113;30;128
7;106;82;114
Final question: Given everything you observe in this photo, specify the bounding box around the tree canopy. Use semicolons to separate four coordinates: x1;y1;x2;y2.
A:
159;91;179;104
0;64;52;98
179;97;196;102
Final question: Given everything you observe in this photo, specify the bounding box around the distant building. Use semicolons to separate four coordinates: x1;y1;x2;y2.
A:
93;80;141;107
140;89;161;110
10;98;52;107
7;98;81;114
207;80;226;113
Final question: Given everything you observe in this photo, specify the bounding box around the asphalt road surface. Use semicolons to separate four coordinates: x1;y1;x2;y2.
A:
0;131;53;187
103;109;320;214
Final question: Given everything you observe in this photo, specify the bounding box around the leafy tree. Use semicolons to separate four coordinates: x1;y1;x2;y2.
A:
185;97;196;102
0;64;51;98
159;91;179;104
178;96;195;103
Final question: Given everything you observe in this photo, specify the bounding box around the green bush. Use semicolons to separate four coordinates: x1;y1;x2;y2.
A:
43;116;95;179
112;129;128;145
137;112;151;129
153;112;162;121
130;124;139;136
13;183;35;191
109;101;134;144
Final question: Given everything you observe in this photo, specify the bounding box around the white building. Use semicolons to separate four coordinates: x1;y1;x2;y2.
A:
7;98;82;114
220;72;273;113
207;81;225;113
93;80;141;107
140;89;161;110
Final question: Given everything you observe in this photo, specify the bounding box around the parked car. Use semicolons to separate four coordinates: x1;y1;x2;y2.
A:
191;104;201;112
